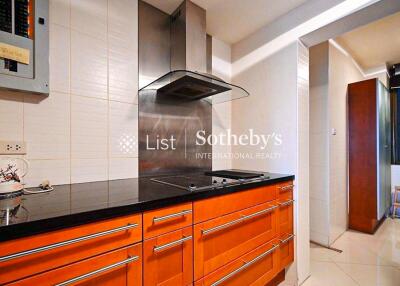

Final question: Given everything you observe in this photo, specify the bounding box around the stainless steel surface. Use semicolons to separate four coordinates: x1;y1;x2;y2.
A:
153;209;192;223
0;0;49;94
153;235;192;252
280;234;295;244
55;256;139;286
202;205;278;236
171;0;206;73
377;80;391;219
0;223;138;263
279;199;295;207
138;0;212;177
279;184;294;191
210;244;279;286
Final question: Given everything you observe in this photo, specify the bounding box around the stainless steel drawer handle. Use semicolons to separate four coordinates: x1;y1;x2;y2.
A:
202;205;277;236
279;184;294;191
279;199;295;207
153;235;192;253
55;255;139;286
210;244;279;286
280;234;295;244
153;209;192;223
0;223;138;263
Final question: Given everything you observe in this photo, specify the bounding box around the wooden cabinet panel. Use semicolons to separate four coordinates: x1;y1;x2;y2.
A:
6;244;142;286
194;202;278;280
277;182;294;201
194;240;280;286
194;185;277;224
144;227;193;286
278;192;294;237
278;234;294;271
0;214;142;285
143;203;193;239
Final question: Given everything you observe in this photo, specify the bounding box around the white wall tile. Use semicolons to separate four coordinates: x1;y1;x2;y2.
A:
109;157;138;180
108;0;138;103
24;92;70;159
71;31;107;99
49;0;70;27
71;95;107;159
0;91;24;141
24;159;71;188
71;0;107;41
49;24;70;93
109;101;138;158
71;158;108;183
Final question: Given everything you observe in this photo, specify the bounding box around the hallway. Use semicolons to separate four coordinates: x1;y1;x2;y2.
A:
303;219;400;286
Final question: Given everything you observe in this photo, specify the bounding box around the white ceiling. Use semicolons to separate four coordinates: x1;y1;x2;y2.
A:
142;0;309;44
335;11;400;70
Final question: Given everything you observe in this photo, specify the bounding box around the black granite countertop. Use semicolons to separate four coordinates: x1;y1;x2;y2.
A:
0;171;294;242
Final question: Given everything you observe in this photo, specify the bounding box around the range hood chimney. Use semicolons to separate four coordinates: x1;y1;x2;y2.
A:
139;0;249;104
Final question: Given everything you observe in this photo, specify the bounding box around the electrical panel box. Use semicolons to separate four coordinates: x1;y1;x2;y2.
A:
0;0;49;94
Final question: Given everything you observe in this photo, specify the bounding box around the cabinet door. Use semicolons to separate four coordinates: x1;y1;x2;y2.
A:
278;195;294;236
278;234;294;271
194;202;278;280
195;241;279;286
144;227;193;286
6;244;142;286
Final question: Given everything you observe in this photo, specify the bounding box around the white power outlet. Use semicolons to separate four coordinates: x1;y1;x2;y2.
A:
0;141;27;155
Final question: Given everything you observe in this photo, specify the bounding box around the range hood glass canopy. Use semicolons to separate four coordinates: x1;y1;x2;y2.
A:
139;70;249;104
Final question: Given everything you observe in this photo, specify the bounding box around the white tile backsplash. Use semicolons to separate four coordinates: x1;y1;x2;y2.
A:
71;95;108;159
71;31;108;99
0;1;139;186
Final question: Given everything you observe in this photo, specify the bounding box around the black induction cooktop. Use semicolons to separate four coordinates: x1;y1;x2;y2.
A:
204;170;266;180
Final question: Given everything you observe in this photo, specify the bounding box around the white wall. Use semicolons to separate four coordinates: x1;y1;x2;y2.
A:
231;41;310;285
211;38;232;170
0;0;139;187
309;40;365;246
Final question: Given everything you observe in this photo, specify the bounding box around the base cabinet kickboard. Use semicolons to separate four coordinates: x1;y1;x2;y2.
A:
0;181;294;285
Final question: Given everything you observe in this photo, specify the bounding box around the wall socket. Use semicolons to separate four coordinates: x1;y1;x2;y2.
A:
0;141;27;155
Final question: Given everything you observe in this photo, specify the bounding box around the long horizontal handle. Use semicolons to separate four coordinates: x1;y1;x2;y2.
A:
202;205;277;236
153;235;192;252
55;255;139;286
0;223;138;263
280;234;295;244
279;199;295;207
153;209;192;223
211;244;279;286
279;184;294;191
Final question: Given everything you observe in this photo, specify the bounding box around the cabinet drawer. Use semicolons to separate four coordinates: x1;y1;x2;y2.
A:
194;202;278;280
194;240;279;286
6;243;142;286
0;214;142;284
278;196;294;236
144;227;193;286
277;181;294;201
143;203;193;239
194;185;276;224
278;234;294;270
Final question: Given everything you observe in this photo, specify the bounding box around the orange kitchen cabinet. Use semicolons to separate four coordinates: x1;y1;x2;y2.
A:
6;244;142;286
278;234;294;271
194;201;278;280
0;214;142;285
194;240;280;286
144;226;193;286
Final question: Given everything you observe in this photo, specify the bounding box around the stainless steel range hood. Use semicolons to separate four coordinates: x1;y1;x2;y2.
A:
138;0;249;104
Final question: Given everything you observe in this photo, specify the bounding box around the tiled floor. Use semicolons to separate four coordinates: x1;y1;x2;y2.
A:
302;218;400;286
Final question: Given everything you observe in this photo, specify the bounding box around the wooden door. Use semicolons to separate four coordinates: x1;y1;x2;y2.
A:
194;202;278;280
143;227;193;286
6;244;142;286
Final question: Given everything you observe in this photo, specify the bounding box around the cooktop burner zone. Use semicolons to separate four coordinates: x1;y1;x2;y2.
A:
150;170;270;192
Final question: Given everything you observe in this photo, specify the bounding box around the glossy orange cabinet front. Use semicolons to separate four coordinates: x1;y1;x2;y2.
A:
6;244;142;286
194;201;278;280
144;226;193;286
194;240;280;286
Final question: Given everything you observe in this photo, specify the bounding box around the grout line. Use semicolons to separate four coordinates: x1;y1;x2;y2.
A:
331;261;361;286
68;0;72;185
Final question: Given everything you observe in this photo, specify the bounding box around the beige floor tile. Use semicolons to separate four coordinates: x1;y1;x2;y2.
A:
310;243;340;262
336;263;400;286
302;261;359;286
